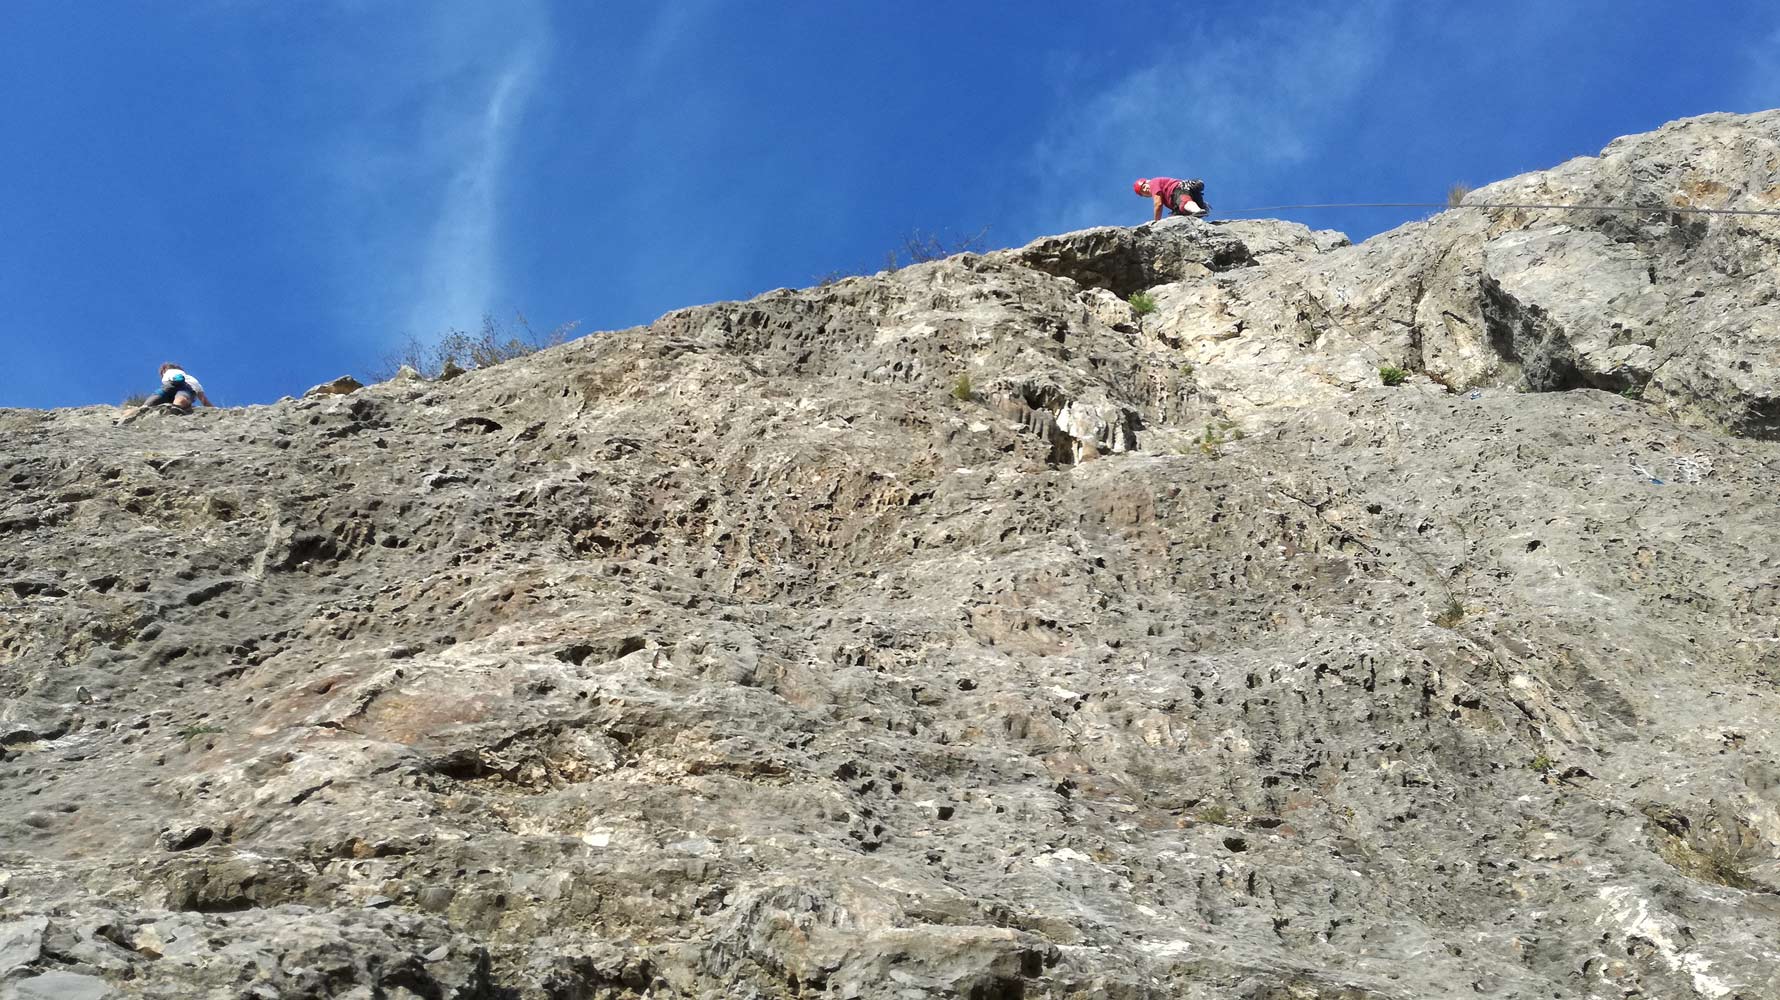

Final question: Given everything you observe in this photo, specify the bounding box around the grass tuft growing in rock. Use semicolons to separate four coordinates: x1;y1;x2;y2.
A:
1433;598;1466;628
1653;831;1761;890
951;374;973;401
1193;803;1230;825
1128;291;1158;316
1378;366;1409;387
1698;842;1758;890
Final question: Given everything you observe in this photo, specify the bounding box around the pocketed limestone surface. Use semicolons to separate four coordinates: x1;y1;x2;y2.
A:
2;111;1778;999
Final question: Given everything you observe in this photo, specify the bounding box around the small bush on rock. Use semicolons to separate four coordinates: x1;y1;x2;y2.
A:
1195;419;1243;459
952;374;973;401
372;311;578;382
1378;366;1409;387
830;227;992;279
1129;291;1158;316
1194;803;1230;825
894;227;991;267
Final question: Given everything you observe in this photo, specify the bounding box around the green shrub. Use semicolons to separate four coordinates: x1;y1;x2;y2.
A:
1195;419;1243;459
951;374;973;401
1528;753;1556;775
1128;291;1158;316
1378;366;1409;387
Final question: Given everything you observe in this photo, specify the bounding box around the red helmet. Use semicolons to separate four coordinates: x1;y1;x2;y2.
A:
1133;179;1147;194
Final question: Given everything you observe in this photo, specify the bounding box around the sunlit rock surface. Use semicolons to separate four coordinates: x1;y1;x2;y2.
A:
3;111;1779;999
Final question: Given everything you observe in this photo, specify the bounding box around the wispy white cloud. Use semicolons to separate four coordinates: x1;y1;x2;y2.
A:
1022;5;1400;235
406;50;540;337
1741;24;1780;111
320;2;548;343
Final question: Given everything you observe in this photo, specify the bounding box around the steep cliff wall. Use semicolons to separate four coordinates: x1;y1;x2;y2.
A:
2;112;1778;1000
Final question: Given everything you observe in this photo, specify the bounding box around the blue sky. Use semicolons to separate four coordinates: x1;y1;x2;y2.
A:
4;1;1777;409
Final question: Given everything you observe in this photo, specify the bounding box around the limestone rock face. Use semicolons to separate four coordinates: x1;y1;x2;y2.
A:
2;113;1779;999
1144;110;1780;433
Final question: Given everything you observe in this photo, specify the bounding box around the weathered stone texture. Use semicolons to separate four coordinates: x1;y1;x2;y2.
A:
2;112;1779;999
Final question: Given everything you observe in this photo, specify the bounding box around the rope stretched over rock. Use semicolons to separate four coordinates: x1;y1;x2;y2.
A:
1218;201;1780;217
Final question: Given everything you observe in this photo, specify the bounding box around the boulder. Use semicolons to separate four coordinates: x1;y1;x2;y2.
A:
302;375;363;398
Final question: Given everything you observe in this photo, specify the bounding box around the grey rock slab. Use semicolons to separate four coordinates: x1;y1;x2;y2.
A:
5;972;112;1000
0;917;46;975
988;216;1293;296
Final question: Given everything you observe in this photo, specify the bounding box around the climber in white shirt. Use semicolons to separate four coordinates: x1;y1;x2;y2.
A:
120;362;215;424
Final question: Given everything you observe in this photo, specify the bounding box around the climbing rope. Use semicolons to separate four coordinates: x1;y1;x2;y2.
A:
1217;201;1780;218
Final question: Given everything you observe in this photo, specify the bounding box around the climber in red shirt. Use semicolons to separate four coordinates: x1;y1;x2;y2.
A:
1135;177;1209;222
